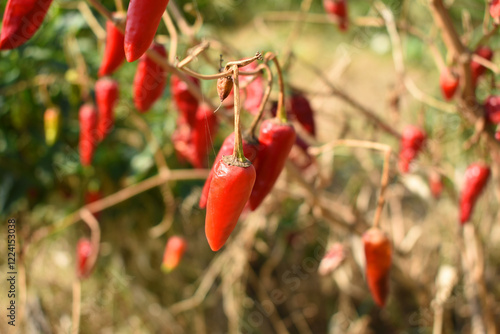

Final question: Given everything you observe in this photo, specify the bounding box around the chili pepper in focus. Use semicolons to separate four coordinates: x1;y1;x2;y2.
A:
133;43;167;113
248;118;296;210
363;227;392;308
289;93;316;137
199;133;259;209
95;77;119;141
44;107;60;146
439;68;459;101
398;125;426;173
79;104;98;166
124;0;170;62
98;14;126;77
459;163;490;224
171;75;200;127
471;46;493;87
323;0;348;31
0;0;53;49
161;236;187;272
76;238;93;279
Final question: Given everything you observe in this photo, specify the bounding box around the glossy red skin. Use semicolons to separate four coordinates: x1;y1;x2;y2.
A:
133;43;167;112
124;0;169;62
79;104;98;166
363;228;392;308
248;119;296;211
98;18;126;77
471;46;493;86
76;238;92;279
491;0;500;19
323;0;348;31
439;69;459;101
460;164;490;224
95;78;119;141
206;159;256;251
484;95;500;124
171;75;200;127
199;133;259;209
290;94;316;137
398;125;426;173
190;105;219;168
0;0;53;49
162;236;187;271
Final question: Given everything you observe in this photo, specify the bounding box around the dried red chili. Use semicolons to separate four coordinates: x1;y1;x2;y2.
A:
460;163;490;224
79;104;98;166
0;0;53;49
95;77;119;141
98;14;126;77
124;0;170;62
363;227;392;308
133;43;167;112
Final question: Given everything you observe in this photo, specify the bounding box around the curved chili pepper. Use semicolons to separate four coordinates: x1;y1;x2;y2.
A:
460;163;490;224
133;43;167;112
471;46;493;87
290;93;316;137
98;14;126;77
95;77;119;141
44;107;60;146
79;104;98;166
363;227;392;308
76;238;93;279
398;125;426;173
124;0;170;62
323;0;348;31
162;236;187;272
191;104;219;168
171;75;200;127
205;156;256;251
439;68;459;101
0;0;53;49
248;119;296;210
199;133;259;209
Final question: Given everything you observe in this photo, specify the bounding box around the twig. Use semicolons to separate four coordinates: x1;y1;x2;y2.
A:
80;209;101;276
249;63;273;139
113;0;123;12
71;280;82;334
78;1;106;40
163;11;179;64
404;77;457;114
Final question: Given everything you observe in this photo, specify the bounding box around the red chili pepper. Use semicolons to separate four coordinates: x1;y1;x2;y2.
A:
460;163;490;224
205;156;256;251
484;95;500;124
0;0;53;49
171;75;200;127
471;46;493;87
439;68;459;101
162;236;187;272
491;0;500;19
363;227;392;308
79;104;98;166
95;77;119;141
98;14;126;77
289;93;316;137
323;0;348;31
190;104;219;168
133;43;167;113
76;238;93;279
398;125;426;173
248;119;296;210
124;0;170;62
44;107;60;146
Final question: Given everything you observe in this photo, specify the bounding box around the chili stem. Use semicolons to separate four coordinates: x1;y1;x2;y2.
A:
232;65;246;162
249;63;273;139
266;53;287;123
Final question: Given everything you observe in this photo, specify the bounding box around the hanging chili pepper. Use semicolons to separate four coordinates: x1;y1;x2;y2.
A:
133;43;167;113
0;0;53;49
98;13;126;77
460;163;490;224
190;104;219;168
124;0;170;62
363;227;392;308
171;75;200;127
44;107;60;146
161;236;187;272
76;238;93;279
79;104;98;166
398;125;426;173
95;77;119;141
199;132;259;209
471;46;493;87
242;62;263;115
323;0;348;32
289;93;316;137
439;68;459;101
